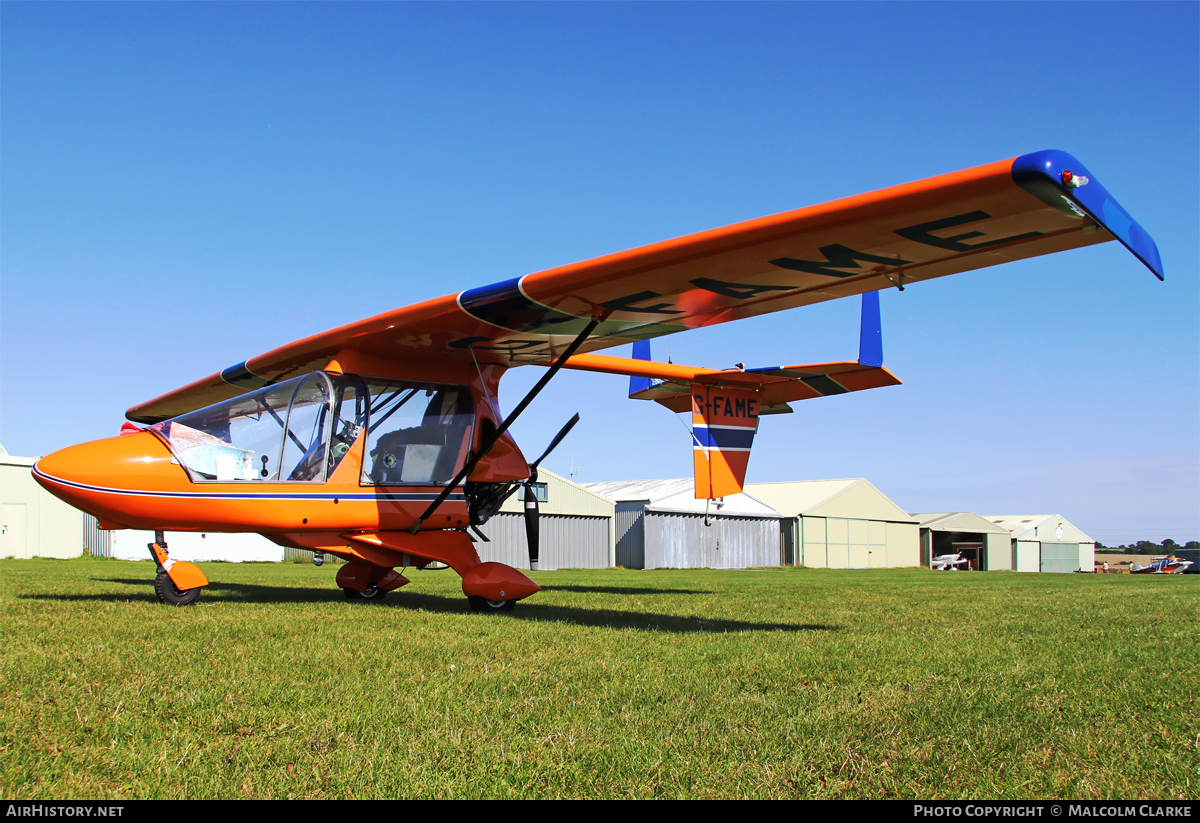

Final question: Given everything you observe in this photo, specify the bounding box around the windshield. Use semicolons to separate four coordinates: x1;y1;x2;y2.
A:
153;373;340;483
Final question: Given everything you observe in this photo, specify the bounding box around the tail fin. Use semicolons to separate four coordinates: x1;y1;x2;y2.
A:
628;340;653;396
691;383;759;499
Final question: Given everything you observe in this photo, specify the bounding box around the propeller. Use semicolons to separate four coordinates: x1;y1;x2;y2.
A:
523;413;580;570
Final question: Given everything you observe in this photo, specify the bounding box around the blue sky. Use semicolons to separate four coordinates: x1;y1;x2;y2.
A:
3;2;1197;544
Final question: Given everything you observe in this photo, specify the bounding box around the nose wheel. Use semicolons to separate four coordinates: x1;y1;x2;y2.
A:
468;595;516;613
154;571;201;606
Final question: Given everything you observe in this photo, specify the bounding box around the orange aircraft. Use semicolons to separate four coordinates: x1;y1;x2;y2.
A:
33;151;1162;610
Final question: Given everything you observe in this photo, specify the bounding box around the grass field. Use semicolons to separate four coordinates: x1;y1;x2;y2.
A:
1;557;1195;799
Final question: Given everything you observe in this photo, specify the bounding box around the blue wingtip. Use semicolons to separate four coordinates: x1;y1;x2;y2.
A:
629;340;653;395
1012;150;1164;281
858;292;883;367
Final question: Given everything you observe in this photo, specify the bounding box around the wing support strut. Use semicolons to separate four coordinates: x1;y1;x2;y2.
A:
408;314;604;534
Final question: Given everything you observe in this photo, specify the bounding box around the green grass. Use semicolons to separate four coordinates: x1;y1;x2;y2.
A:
1;558;1195;799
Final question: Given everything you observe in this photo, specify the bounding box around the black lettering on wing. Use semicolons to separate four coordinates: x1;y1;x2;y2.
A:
690;278;794;299
895;211;1043;252
600;291;683;315
448;337;543;351
769;244;912;278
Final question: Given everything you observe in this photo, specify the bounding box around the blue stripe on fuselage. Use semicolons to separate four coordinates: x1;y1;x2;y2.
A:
31;466;465;502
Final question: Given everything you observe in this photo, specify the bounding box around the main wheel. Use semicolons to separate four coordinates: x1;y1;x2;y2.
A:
154;571;201;606
343;586;387;601
467;595;516;613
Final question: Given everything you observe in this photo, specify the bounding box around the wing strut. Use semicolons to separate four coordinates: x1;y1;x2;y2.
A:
408;314;604;534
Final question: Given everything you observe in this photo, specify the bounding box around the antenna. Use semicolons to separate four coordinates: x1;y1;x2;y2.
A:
570;454;581;477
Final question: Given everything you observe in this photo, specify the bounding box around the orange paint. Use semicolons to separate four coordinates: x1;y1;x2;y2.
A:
691;384;760;499
460;562;540;602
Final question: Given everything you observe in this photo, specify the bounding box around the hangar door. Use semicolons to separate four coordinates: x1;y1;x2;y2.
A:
644;512;781;569
803;517;888;569
1;503;27;559
1040;542;1080;573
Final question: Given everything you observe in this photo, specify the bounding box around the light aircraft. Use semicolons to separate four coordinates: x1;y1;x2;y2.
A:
32;151;1162;610
930;553;970;571
1129;557;1193;574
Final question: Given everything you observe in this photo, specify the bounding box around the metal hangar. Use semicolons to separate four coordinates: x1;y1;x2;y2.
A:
584;478;784;570
745;479;920;569
986;515;1096;573
476;468;615;570
912;512;1015;571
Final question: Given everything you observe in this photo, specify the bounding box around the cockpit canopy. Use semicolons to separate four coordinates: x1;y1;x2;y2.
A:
150;372;474;485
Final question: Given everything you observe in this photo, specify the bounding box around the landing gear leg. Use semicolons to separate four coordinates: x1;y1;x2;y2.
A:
148;530;206;606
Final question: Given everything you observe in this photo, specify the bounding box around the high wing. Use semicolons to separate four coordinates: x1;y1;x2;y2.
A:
127;150;1162;423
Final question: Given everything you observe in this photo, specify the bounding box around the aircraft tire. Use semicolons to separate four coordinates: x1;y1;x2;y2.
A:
154;571;201;606
342;586;387;602
467;595;516;614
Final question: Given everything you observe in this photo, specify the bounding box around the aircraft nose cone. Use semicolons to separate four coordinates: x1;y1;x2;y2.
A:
33;432;176;520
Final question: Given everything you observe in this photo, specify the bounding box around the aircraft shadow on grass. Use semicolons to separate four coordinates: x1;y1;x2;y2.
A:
19;577;839;635
538;585;714;596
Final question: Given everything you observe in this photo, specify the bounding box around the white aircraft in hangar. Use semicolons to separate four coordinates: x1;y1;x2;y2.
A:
931;553;970;571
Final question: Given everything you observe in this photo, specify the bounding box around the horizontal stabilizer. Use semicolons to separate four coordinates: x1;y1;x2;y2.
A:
559;352;901;413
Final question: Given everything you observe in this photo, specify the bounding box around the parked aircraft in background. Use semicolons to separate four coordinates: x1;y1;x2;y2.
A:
931;553;970;571
1129;557;1193;574
32;151;1162;609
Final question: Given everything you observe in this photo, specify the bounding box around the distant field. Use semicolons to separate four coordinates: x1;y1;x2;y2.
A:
1;558;1195;799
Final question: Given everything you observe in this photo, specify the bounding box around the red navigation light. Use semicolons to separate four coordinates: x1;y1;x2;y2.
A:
1061;170;1089;188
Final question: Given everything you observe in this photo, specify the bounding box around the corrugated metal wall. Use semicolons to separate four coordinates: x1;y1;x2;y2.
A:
614;502;647;569
265;514;613;570
477;513;611;570
282;545;346;564
781;517;797;566
82;515;111;558
643;511;782;569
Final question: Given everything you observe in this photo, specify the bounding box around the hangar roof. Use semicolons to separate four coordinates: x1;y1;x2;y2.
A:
585;478;694;502
583;478;778;516
500;468;614;517
1;450;35;468
912;512;1012;534
746;478;917;523
985;515;1094;544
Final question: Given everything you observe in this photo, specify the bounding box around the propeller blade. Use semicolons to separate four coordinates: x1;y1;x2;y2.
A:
530;413;581;471
523;484;540;571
